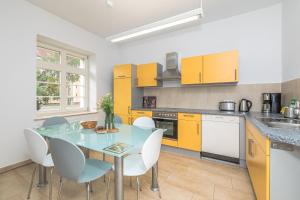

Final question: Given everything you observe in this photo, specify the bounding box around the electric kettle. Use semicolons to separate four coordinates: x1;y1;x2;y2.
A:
239;99;252;112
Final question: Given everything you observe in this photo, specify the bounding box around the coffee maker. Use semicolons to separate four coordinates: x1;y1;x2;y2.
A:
262;93;281;113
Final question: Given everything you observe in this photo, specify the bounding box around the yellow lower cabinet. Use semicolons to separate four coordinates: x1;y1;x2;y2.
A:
178;113;201;151
131;110;152;124
162;138;178;147
246;124;270;200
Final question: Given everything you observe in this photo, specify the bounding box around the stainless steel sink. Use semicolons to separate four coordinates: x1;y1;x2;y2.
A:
257;117;300;129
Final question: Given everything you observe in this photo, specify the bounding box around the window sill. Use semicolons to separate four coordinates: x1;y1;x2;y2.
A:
35;111;98;121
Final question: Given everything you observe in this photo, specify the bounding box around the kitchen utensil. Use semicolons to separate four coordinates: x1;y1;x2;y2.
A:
239;99;253;112
262;103;271;113
219;101;236;112
294;108;300;119
283;107;295;118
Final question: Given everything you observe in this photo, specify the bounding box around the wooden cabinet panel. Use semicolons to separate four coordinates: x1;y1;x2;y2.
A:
162;138;178;147
113;78;131;115
178;113;201;151
114;64;132;78
203;50;238;84
246;122;270;200
131;110;152;124
246;121;270;155
181;56;203;85
136;63;159;87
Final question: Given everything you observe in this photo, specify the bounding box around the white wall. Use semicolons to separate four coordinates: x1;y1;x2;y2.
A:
282;0;300;81
0;0;119;168
119;4;282;85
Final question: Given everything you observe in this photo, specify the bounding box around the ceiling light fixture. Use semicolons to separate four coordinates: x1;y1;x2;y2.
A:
107;5;203;43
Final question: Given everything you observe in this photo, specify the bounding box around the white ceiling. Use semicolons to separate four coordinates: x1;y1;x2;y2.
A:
26;0;281;38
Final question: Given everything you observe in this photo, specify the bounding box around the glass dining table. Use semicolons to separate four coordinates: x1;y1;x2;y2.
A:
35;122;161;200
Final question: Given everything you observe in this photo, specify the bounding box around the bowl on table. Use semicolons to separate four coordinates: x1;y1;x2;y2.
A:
81;121;97;129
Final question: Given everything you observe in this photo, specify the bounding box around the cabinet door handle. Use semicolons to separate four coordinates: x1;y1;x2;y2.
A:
248;139;255;157
128;106;131;114
199;72;202;83
183;114;194;118
118;75;126;78
234;69;237;81
137;112;145;114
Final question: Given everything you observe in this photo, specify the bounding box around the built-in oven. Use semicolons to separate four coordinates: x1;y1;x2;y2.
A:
153;111;178;140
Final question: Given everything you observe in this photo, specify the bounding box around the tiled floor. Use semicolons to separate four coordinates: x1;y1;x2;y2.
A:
0;151;255;200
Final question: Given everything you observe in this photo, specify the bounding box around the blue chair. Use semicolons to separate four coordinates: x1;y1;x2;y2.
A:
49;138;112;200
43;116;69;127
114;115;122;124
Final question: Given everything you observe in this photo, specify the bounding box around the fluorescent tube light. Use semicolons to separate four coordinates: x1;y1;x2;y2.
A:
107;8;203;43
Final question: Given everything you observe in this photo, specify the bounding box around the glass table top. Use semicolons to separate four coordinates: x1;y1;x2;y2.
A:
35;122;158;157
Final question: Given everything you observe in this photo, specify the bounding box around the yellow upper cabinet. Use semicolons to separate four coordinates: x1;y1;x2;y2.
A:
178;113;201;152
181;56;203;85
114;64;132;78
203;50;239;84
136;63;162;87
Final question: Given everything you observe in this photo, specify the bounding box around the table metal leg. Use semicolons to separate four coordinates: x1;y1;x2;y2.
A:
151;163;159;192
37;165;48;187
114;156;124;200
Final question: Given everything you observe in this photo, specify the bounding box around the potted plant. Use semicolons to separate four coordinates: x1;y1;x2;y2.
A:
97;93;114;129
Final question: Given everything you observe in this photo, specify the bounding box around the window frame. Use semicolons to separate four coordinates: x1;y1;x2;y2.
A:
36;42;89;116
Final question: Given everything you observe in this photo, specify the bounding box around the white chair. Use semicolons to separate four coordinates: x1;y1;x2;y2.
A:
133;117;155;129
123;129;163;200
24;129;54;200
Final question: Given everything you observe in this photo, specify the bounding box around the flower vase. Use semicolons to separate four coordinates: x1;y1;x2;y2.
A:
105;112;111;130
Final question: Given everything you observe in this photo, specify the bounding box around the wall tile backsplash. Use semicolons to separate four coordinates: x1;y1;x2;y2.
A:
144;83;281;112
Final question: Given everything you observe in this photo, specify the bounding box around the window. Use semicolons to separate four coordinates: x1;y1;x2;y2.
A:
36;42;88;115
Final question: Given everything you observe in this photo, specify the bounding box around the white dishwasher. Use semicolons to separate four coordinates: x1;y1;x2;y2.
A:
202;114;240;163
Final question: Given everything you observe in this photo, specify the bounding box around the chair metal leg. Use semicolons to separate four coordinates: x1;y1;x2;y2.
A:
86;182;90;200
103;153;106;183
27;164;37;199
136;176;140;200
57;177;63;200
105;174;111;200
49;168;53;200
154;166;162;199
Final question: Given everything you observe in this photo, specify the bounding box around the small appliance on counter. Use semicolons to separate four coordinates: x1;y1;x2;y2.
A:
142;96;156;108
262;93;281;113
219;100;236;112
239;99;252;112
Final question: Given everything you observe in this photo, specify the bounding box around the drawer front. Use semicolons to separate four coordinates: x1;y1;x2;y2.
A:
246;120;270;155
202;114;240;123
131;110;152;117
178;113;201;121
162;138;178;147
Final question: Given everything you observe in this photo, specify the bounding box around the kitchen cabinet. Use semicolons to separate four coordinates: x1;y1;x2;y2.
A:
136;63;162;87
203;50;239;84
162;138;178;147
246;121;270;200
113;64;143;124
181;56;203;85
178;113;201;151
131;110;153;124
114;64;132;78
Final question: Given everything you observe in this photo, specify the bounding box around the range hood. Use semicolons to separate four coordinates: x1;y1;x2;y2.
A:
157;52;181;81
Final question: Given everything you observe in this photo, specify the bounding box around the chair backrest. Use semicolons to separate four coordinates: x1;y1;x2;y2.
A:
133;117;155;129
24;129;48;165
141;129;163;170
43;116;69;127
49;138;85;181
114;115;122;124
